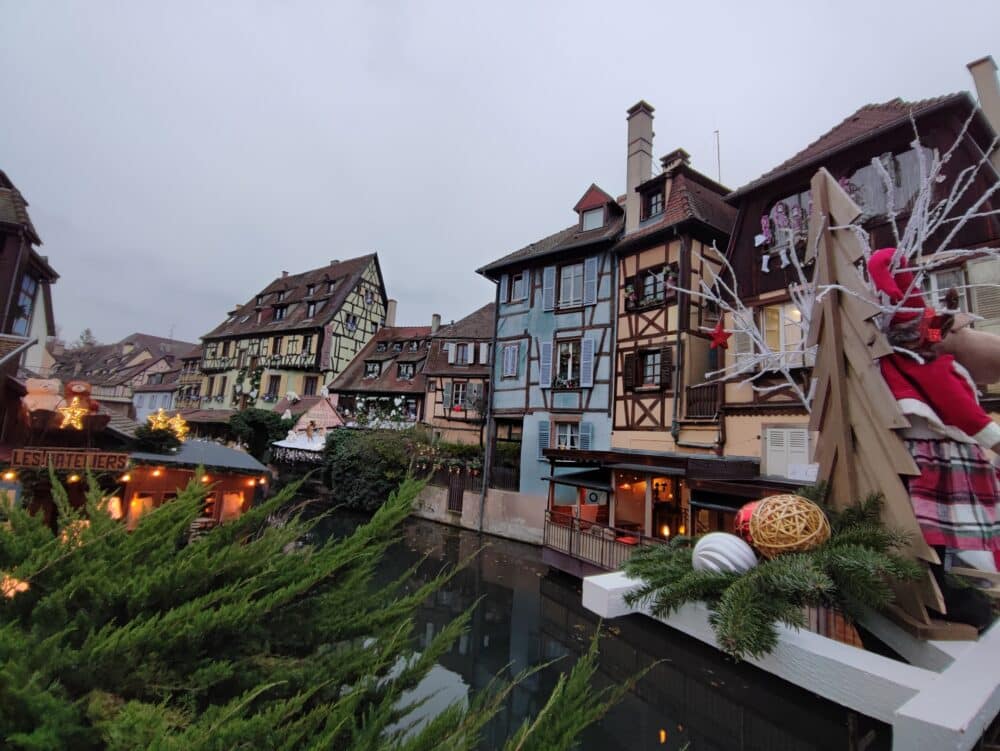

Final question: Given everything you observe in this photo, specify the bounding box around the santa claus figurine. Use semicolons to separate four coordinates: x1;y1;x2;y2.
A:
868;247;1000;626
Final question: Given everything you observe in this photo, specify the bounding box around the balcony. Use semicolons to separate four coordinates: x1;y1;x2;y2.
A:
543;510;664;575
201;357;238;373
685;381;721;420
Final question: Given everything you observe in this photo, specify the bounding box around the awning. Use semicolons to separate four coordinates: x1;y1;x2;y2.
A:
608;463;685;476
541;468;613;492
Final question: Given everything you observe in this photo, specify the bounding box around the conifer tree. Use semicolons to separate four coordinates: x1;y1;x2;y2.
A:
0;473;627;749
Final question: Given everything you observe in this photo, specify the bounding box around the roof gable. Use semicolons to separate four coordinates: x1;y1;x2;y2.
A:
573;184;616;213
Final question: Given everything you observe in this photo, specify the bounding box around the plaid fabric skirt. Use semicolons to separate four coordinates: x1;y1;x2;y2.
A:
905;439;1000;551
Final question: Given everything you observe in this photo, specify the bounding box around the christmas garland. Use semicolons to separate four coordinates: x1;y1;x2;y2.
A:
623;491;921;659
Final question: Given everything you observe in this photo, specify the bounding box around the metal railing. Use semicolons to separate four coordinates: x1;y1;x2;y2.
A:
488;465;520;492
685;381;722;419
543;510;664;572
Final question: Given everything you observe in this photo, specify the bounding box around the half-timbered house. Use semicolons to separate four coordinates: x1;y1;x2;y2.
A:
477;184;621;497
199;254;388;414
711;59;1000;529
423;304;495;445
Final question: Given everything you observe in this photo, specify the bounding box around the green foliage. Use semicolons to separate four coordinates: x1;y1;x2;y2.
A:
323;429;414;511
623;493;922;660
229;408;293;462
133;425;181;454
0;472;619;749
493;442;521;468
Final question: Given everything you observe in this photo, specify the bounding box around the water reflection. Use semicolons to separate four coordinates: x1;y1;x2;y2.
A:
325;513;890;750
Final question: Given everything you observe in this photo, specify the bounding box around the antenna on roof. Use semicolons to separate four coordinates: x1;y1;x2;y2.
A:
169;323;175;340
714;129;722;183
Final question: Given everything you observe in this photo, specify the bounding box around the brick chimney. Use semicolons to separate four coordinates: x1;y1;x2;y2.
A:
625;101;654;234
431;313;441;334
385;299;397;327
967;56;1000;171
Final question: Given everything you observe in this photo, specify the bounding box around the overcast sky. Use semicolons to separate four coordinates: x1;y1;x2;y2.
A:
2;1;998;345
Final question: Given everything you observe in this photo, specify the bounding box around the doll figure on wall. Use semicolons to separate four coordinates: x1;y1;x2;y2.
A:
868;247;1000;626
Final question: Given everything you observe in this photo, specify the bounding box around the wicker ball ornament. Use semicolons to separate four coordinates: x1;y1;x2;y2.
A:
748;494;831;559
691;533;758;574
734;501;759;543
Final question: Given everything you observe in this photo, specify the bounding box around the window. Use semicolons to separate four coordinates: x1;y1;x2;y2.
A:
641;350;661;387
502;343;519;377
136;394;144;408
365;290;374;305
364;361;381;378
277;290;285;302
286;338;300;355
221;341;231;357
555;340;581;387
206;376;215;396
559;263;584;306
11;274;38;337
408;341;420;352
302;335;313;354
456;343;468;363
760;302;807;368
306;302;316;318
303;376;318;396
925;268;967;312
581;208;604;231
327;280;335;293
452;381;466;409
555;422;580;450
764;427;811;479
217;376;228;397
393;342;403;353
346;314;358;332
265;375;281;398
376;342;387;352
510;271;527;301
306;284;315;296
274;306;288;321
398;363;416;380
643;190;664;220
256;295;263;305
272;336;283;355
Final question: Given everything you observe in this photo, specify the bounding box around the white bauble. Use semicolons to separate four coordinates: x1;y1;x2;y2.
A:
691;532;758;574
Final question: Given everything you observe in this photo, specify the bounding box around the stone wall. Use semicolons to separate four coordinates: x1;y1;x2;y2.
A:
412;484;545;545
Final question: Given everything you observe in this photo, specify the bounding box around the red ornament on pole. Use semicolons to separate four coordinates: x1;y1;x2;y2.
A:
709;320;732;350
735;501;759;543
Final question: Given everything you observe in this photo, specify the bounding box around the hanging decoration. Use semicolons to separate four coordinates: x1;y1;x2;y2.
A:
148;408;172;431
691;533;758;574
147;409;190;442
748;494;831;558
760;254;771;273
734;501;759;543
709;320;732;350
58;397;88;430
167;413;190;442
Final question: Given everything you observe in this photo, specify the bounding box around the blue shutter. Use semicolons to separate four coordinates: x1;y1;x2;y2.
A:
583;256;599;306
539;340;553;388
499;274;509;303
579;422;593;451
538;421;551;459
579;338;595;388
542;266;556;311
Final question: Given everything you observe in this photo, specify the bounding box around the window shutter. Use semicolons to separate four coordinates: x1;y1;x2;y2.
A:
788;428;810;467
622;353;636;391
446;342;455;364
660;346;674;391
539;340;553;388
466;382;482;410
733;330;753;370
479;342;489;365
765;428;787;476
583;256;599;306
968;257;1000;333
579;422;593;450
466;342;476;364
442;382;452;409
538;421;551;459
499;274;509;302
579;338;595;388
542;266;556;311
502;344;515;377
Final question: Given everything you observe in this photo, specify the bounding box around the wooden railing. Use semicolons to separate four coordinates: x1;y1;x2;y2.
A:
543;511;664;572
685;381;721;419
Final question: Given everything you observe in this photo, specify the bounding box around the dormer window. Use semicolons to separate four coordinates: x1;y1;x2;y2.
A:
364;361;381;378
581;207;604;231
256;295;263;306
376;342;387;352
306;284;315;296
277;290;286;302
643;190;664;220
306;302;316;318
273;305;288;321
392;342;403;352
327;280;335;293
398;363;415;380
408;341;420;352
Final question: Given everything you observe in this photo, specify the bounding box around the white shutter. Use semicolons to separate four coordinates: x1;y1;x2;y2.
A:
538;422;551;459
446;342;455;364
968;257;1000;331
539;340;553;388
479;342;489;365
787;428;809;468
733;331;754;370
764;428;788;477
579;422;593;450
465;342;476;364
579;338;595;388
503;343;518;377
542;266;556;311
583;256;599;306
499;274;509;303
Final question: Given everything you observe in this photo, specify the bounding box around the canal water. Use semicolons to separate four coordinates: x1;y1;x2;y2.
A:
322;512;891;750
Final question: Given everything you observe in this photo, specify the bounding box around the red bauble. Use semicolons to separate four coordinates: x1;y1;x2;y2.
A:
735;501;759;543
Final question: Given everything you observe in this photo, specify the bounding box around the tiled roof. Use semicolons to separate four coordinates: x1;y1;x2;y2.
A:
177;408;237;424
327;325;432;395
729;94;969;200
133;370;181;393
51;334;198;387
424;303;495;376
181;345;203;361
202;254;378;340
0;335;29;364
272;394;328;417
477;225;576;277
0;170;40;244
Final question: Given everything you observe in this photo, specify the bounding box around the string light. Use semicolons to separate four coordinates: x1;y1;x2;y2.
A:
152;468;162;478
147;408;171;431
58;397;88;430
167;413;190;441
67;474;81;484
1;575;29;598
2;471;15;481
258;477;267;485
119;473;131;483
201;474;211;483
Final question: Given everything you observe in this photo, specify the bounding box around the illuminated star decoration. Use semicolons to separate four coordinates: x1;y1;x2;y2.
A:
147;408;171;431
709;320;732;350
58;397;88;430
168;413;190;442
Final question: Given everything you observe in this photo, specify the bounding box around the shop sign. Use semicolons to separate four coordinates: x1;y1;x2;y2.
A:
11;449;130;472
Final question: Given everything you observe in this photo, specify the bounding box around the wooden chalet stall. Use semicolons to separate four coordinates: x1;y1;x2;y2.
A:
126;441;269;530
